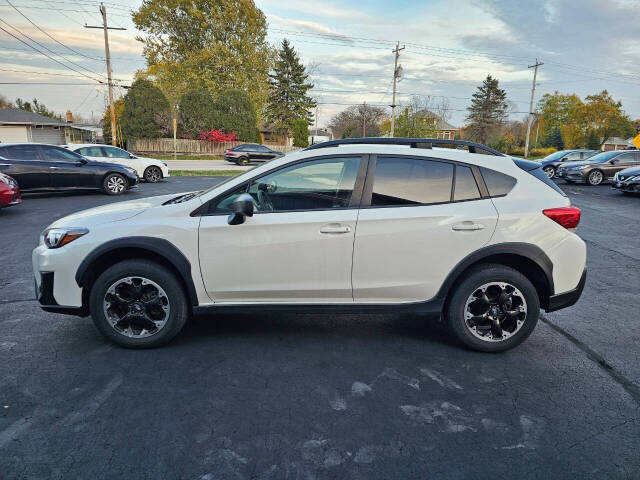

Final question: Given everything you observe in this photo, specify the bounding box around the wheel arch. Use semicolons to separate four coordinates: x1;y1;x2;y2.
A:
437;243;554;311
75;237;199;311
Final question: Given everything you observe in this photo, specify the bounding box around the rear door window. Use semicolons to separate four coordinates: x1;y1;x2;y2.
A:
78;146;104;156
453;165;481;201
0;145;40;160
371;157;454;206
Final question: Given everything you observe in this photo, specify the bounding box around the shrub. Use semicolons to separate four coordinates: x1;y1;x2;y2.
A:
530;147;557;157
198;129;238;143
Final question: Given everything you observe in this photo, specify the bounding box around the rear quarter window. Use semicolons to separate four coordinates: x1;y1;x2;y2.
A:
480;168;516;197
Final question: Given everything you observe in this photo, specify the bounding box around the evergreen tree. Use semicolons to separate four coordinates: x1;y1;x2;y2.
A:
293;118;309;147
120;79;170;139
465;75;508;144
266;39;316;133
586;130;600;150
544;126;565;149
211;89;261;142
179;89;216;139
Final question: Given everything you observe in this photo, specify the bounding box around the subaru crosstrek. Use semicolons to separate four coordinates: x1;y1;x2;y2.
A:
33;138;587;352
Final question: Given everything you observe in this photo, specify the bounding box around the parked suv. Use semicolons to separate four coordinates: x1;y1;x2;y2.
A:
556;150;640;185
33;138;586;352
224;144;283;165
540;149;598;178
0;143;138;195
67;144;169;183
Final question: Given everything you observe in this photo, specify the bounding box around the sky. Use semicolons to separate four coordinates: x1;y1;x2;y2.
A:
0;0;639;128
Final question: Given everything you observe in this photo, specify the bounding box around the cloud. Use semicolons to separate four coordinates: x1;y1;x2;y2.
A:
258;0;371;21
267;14;352;41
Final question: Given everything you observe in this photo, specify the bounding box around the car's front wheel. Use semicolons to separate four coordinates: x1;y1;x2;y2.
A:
236;156;249;165
543;165;556;178
144;166;163;183
89;260;188;348
103;173;127;195
587;169;604;186
446;264;539;352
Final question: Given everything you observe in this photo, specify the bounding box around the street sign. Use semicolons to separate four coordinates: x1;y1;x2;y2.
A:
633;133;640;149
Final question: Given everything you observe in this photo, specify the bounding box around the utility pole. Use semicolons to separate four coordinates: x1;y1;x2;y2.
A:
390;42;405;138
524;58;543;158
85;4;126;146
362;102;366;137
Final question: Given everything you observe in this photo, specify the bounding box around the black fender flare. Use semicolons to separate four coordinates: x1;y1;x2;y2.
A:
434;242;555;301
75;237;199;306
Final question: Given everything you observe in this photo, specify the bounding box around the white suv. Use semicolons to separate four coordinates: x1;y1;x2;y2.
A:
33;139;586;352
67;144;169;183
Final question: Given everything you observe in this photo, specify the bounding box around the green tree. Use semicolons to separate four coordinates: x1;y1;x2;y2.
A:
15;97;61;120
120;79;170;140
178;89;216;139
544;126;565;150
266;39;316;133
537;92;583;141
586;131;600;150
465;75;508;144
0;94;13;108
210;89;260;142
133;0;270;113
582;90;635;146
292;118;309;147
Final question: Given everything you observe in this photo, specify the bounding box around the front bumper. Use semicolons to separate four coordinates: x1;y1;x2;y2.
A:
0;185;21;207
546;268;587;312
612;180;639;192
557;169;586;182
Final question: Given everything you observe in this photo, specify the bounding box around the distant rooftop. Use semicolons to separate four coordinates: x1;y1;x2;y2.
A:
0;107;65;126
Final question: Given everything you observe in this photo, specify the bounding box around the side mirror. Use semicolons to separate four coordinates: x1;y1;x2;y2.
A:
227;193;254;225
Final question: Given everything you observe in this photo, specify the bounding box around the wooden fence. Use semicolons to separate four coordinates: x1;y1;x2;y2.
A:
128;138;301;155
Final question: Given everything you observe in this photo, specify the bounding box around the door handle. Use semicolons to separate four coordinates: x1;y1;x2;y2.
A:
452;222;484;231
320;224;352;234
49;166;59;169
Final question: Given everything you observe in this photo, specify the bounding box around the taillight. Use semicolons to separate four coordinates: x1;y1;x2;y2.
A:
543;207;581;230
225;150;232;155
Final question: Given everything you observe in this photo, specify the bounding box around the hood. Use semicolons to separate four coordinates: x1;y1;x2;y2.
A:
618;166;640;177
48;192;194;228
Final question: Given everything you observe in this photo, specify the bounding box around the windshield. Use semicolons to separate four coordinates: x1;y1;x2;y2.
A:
191;165;258;199
584;151;620;163
543;151;569;161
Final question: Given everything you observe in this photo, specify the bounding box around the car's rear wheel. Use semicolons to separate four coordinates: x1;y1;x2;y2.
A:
587;169;604;186
446;264;539;352
103;173;127;195
543;165;556;178
89;260;188;348
143;166;162;183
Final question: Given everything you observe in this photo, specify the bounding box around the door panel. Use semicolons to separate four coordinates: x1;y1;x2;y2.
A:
39;146;96;188
353;200;498;302
0;145;50;189
199;210;358;302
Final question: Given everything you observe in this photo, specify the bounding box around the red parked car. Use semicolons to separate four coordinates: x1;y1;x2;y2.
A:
0;172;21;208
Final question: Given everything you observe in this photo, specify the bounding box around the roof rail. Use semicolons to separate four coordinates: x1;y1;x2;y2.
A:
305;137;506;156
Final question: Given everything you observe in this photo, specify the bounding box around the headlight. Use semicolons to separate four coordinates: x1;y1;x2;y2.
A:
579;165;590;169
43;228;88;249
125;167;136;175
0;174;15;185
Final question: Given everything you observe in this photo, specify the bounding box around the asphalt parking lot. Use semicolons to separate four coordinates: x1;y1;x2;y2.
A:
1;178;639;479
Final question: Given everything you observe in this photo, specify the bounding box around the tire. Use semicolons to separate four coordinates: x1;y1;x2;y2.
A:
103;173;127;195
587;169;604;186
543;165;556;178
446;264;540;353
89;259;188;348
143;166;163;183
236;156;249;166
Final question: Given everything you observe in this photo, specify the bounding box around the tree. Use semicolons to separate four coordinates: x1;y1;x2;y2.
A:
120;79;170;140
292;118;309;147
544;126;565;150
210;89;260;142
178;89;216;139
265;39;316;133
582;90;634;146
14;97;61;120
133;0;271;112
0;94;13;108
537;92;583;141
465;75;508;144
586;131;600;150
391;96;450;138
102;98;125;146
328;104;386;138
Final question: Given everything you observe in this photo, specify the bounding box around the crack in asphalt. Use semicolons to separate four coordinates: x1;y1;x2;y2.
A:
0;298;35;305
540;314;640;405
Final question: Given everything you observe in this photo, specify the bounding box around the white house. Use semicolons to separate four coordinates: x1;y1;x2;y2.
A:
0;108;102;144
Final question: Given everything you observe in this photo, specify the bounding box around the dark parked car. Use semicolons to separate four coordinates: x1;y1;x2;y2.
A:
556;150;640;186
0;144;139;195
224;144;283;165
612;165;640;194
540;149;598;178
